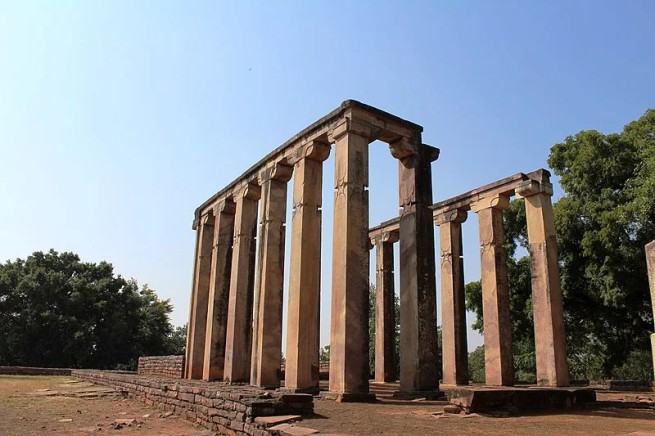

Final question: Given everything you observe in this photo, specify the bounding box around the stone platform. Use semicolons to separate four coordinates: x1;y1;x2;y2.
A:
443;385;596;413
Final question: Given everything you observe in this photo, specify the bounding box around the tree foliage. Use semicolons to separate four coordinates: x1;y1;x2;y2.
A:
0;250;182;369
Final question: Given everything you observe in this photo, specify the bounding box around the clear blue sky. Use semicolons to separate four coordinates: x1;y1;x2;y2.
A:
1;1;654;351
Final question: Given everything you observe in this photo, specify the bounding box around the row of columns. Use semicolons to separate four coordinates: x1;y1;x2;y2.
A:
372;173;569;387
186;116;440;398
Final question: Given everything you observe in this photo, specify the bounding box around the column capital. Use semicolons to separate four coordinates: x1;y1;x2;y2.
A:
371;230;400;246
328;117;380;144
199;211;215;226
213;199;236;216
389;136;439;165
259;160;294;184
470;194;510;212
434;208;468;226
234;182;261;201
515;180;554;198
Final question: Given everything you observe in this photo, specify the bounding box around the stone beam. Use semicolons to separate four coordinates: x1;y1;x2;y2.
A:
471;195;514;386
223;183;260;383
435;208;469;386
185;212;215;379
285;141;330;393
250;162;293;388
517;175;569;387
202;200;236;381
372;231;399;383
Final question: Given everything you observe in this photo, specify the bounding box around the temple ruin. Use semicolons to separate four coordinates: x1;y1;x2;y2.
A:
184;100;570;400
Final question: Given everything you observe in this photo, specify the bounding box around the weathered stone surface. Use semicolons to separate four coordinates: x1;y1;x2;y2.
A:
138;355;184;379
373;231;399;383
647;241;655;382
253;415;301;426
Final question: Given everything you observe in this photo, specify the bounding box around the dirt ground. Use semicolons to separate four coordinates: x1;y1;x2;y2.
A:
1;375;655;435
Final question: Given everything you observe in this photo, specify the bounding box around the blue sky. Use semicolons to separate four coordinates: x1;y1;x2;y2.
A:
1;1;654;351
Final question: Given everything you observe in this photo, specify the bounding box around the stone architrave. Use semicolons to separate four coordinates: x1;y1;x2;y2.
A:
185;212;215;379
471;195;514;386
373;231;399;383
517;175;569;387
202;200;236;381
436;208;469;386
328;119;374;399
648;240;655;381
250;162;293;388
223;183;260;383
285;140;330;392
391;137;440;394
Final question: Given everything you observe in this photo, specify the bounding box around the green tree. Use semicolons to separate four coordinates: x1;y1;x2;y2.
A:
0;250;178;369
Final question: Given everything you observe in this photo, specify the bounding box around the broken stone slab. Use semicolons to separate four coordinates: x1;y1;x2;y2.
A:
268;423;319;435
113;418;136;426
443;404;463;414
58;418;73;423
254;415;302;427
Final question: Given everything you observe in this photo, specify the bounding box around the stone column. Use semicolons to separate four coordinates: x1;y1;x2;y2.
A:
436;209;469;386
202;200;235;381
517;175;569;386
646;240;655;381
392;138;440;396
471;195;513;386
285;140;330;392
328;119;375;400
373;231;399;383
223;183;260;383
250;162;293;388
185;212;215;379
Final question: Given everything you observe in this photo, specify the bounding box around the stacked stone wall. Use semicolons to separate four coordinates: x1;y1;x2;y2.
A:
137;355;184;378
71;369;313;435
0;366;71;376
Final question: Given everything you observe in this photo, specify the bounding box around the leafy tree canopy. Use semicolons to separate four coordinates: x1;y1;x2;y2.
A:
0;249;183;369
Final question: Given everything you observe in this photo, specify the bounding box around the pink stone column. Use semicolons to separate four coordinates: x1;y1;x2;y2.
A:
328;119;374;400
285;141;330;393
436;209;469;386
517;174;569;387
373;231;399;383
185;212;215;379
471;195;514;386
223;183;260;383
202;200;235;381
647;240;655;381
250;162;293;388
392;138;440;395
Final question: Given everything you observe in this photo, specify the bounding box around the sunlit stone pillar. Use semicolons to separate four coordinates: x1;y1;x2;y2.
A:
373;231;399;383
436;208;469;386
646;240;655;381
285;140;330;393
517;173;569;387
223;182;260;383
328;119;375;400
250;162;293;388
392;138;440;396
202;200;235;381
185;212;215;379
471;195;514;386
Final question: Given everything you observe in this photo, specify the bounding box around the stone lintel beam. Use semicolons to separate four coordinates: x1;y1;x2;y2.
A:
437;208;469;386
328;119;374;398
471;194;514;386
373;230;399;383
186;211;215;379
515;180;569;387
251;165;291;388
202;199;236;381
396;143;440;393
285;139;330;392
223;183;261;383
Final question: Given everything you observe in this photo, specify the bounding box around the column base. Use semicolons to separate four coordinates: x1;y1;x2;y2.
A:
320;391;377;403
392;390;444;400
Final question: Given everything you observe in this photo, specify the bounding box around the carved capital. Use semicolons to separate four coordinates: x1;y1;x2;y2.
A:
259;160;294;184
389;136;419;160
434;208;468;226
304;139;331;162
470;194;510;212
235;182;261;201
515;180;553;198
328;117;379;144
199;211;215;227
213;198;236;215
371;230;400;246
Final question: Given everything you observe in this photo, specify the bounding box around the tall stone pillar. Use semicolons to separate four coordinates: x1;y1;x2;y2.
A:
373;231;399;383
285;140;330;392
223;183;260;383
436;209;469;386
517;176;569;387
646;240;655;381
392;138;440;395
328;119;374;400
251;162;293;388
471;195;514;386
185;212;215;379
202;200;235;381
